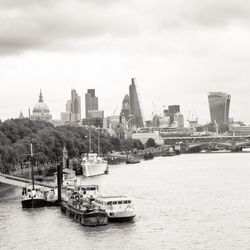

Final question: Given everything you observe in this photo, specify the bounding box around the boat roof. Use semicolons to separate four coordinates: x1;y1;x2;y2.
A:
78;184;99;188
54;168;75;175
88;153;97;156
96;196;132;201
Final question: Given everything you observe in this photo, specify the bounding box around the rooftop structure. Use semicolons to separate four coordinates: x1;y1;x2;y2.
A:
31;90;52;122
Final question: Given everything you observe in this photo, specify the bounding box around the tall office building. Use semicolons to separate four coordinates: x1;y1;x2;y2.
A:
61;89;81;125
168;105;180;124
85;89;98;118
129;78;144;127
208;92;231;125
120;94;130;121
168;105;180;115
66;100;72;112
71;89;81;123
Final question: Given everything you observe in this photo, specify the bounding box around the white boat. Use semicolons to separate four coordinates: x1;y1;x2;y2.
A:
81;153;108;177
22;184;58;208
94;196;136;222
81;127;109;177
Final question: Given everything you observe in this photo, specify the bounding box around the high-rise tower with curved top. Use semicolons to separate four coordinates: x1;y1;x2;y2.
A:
208;92;231;125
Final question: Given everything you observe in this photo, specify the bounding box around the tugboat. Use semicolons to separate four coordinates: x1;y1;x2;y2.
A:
61;192;108;227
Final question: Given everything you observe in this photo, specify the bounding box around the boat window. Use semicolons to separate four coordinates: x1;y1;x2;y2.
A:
107;202;111;205
118;201;122;204
124;201;128;204
91;187;95;191
112;201;117;205
128;200;131;203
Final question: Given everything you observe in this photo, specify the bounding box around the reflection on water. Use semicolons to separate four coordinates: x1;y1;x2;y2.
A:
1;153;250;249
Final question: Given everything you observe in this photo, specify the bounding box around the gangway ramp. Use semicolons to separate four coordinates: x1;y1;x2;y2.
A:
0;173;54;189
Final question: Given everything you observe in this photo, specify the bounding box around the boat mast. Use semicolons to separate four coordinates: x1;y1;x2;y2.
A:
28;109;35;190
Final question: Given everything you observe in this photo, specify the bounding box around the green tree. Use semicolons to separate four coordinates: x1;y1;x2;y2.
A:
146;138;157;148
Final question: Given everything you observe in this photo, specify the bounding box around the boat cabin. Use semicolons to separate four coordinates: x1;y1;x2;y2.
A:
94;196;133;208
76;184;100;198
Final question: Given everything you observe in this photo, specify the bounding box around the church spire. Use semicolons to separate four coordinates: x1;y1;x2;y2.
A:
39;89;43;102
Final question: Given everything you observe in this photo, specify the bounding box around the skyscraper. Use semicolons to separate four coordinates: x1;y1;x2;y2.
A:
168;105;180;115
71;89;81;123
61;89;81;125
208;92;231;125
120;94;130;121
85;89;98;118
129;78;144;127
168;105;180;124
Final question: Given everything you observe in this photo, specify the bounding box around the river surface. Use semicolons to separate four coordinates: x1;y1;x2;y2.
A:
1;153;250;250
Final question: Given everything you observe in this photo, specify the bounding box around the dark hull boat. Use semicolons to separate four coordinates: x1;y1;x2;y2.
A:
22;198;48;208
126;159;140;164
22;199;59;208
61;201;108;227
108;215;136;222
21;186;58;208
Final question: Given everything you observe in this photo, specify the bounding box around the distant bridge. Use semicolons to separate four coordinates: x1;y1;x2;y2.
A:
162;135;250;152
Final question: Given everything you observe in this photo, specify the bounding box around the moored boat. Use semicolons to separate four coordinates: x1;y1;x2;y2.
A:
126;158;140;164
94;196;136;222
61;193;108;227
22;185;58;208
81;153;109;177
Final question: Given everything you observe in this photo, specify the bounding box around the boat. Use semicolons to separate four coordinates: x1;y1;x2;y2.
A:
21;185;58;208
94;196;136;222
162;151;176;157
64;184;100;202
81;128;109;177
81;153;109;177
21;109;58;208
61;192;108;227
126;155;140;164
126;158;140;164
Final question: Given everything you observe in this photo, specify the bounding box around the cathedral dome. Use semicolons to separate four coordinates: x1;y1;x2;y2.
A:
32;90;50;113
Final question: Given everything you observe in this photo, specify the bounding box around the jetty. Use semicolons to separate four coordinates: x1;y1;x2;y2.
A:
0;172;54;190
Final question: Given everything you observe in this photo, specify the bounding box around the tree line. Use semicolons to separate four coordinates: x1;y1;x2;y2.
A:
0;118;145;174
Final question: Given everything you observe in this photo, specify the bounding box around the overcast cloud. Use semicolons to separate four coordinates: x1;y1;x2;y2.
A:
0;0;250;124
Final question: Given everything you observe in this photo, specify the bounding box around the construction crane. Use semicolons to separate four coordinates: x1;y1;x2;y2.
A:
113;105;118;115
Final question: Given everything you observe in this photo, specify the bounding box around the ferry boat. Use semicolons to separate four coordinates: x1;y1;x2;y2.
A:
61;192;108;227
94;196;136;222
81;153;109;177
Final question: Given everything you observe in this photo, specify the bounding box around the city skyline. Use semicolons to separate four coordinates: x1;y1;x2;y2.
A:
0;85;248;125
1;0;250;124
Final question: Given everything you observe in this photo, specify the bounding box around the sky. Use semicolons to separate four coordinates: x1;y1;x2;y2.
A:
0;0;250;124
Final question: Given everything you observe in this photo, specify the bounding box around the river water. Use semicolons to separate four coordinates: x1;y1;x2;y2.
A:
1;153;250;250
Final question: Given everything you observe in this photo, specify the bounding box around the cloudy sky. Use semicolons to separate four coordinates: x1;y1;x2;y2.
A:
0;0;250;124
